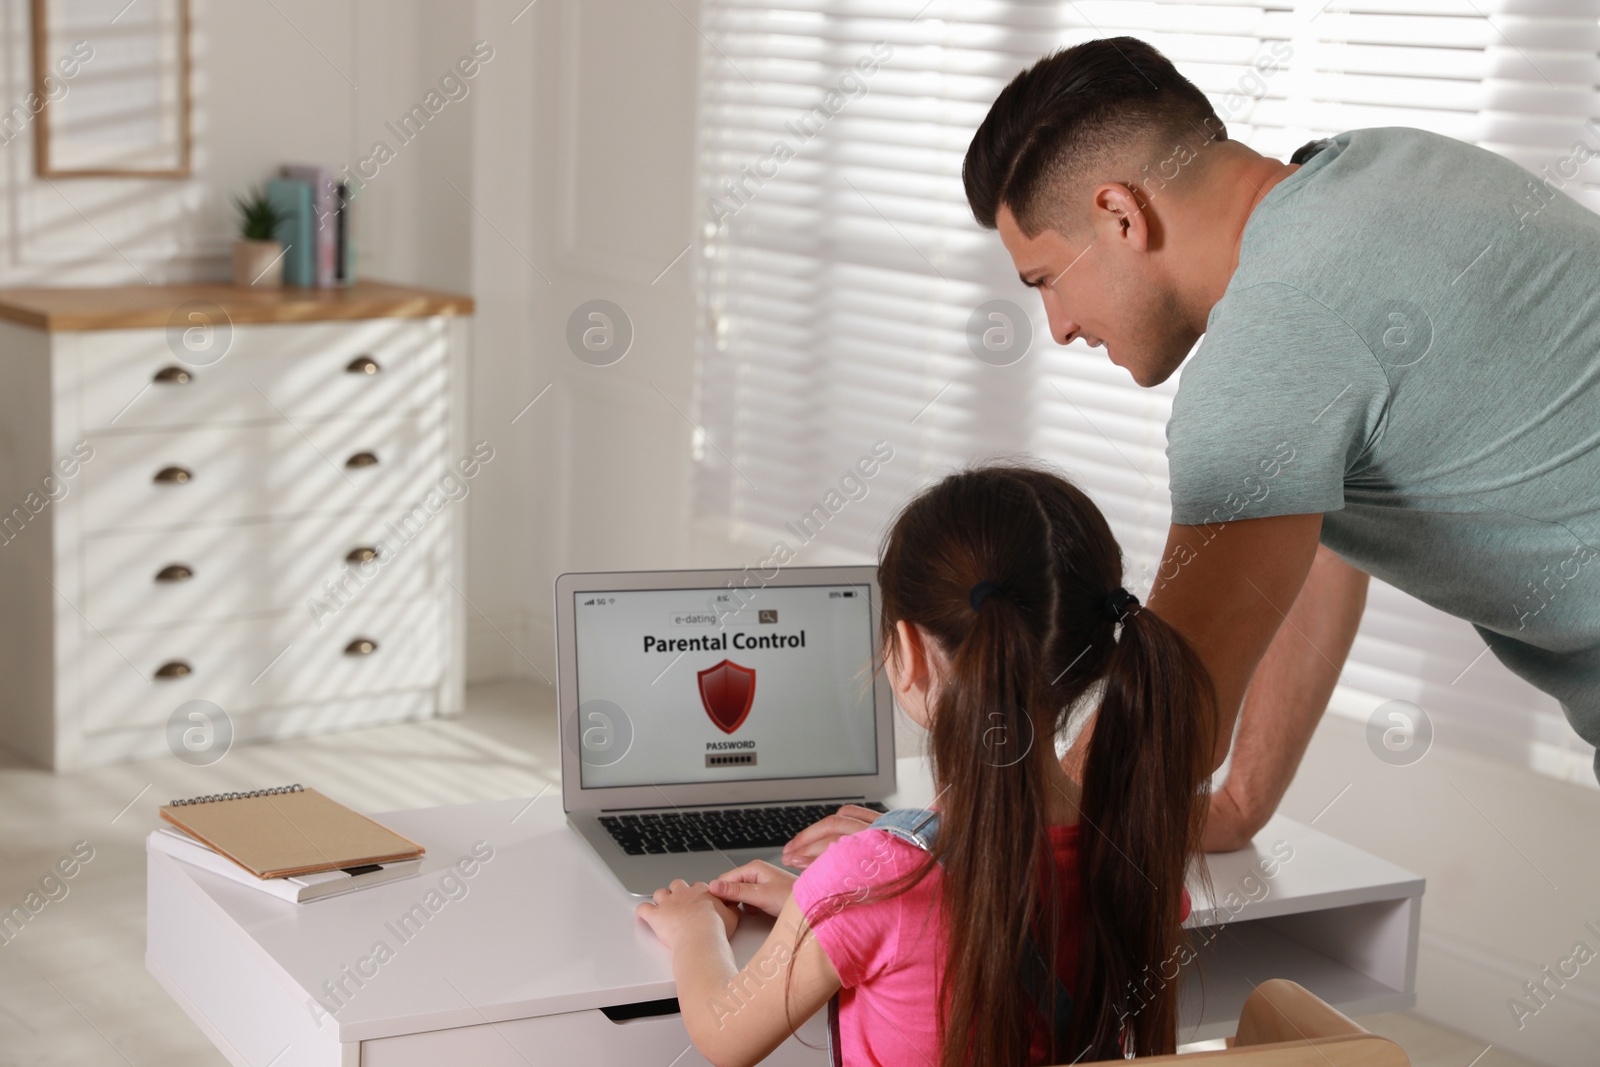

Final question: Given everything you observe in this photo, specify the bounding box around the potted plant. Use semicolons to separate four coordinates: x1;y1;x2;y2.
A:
231;187;285;287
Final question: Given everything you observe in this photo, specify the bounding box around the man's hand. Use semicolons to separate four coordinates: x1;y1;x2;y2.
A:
1202;790;1257;853
780;804;882;869
709;859;797;918
635;879;740;949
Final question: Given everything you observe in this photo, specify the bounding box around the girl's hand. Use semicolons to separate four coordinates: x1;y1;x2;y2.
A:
635;879;740;950
781;804;882;868
708;859;796;918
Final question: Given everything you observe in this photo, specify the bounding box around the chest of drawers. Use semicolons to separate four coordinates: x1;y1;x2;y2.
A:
0;281;473;770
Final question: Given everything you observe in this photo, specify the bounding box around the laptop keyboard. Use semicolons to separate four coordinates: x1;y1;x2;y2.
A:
599;801;888;856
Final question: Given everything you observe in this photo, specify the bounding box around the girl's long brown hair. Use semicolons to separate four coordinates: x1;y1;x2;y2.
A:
868;462;1217;1066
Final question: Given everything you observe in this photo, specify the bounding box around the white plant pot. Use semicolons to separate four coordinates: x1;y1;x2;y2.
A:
232;239;284;287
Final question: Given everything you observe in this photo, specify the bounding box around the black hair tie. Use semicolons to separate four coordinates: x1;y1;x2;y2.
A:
969;580;1006;611
1103;586;1140;622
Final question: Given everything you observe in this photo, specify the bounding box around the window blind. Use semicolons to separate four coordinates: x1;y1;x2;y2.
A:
690;0;1600;784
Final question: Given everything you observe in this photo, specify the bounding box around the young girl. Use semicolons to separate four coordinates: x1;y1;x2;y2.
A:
636;463;1217;1066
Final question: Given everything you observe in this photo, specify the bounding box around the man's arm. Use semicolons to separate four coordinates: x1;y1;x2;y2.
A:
1204;544;1368;851
1146;512;1326;772
1063;512;1322;781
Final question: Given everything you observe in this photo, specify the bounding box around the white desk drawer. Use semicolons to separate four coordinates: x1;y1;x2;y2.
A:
359;1003;829;1066
82;508;441;631
80;596;442;734
78;318;448;430
82;414;443;531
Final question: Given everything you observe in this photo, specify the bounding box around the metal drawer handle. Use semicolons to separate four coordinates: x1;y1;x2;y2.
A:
345;546;379;564
155;564;194;583
345;451;380;469
153;466;193;484
153;366;192;385
155;660;193;679
346;355;381;375
344;637;378;656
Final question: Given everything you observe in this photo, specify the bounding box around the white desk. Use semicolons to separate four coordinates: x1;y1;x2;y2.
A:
1175;817;1421;1039
146;759;1422;1065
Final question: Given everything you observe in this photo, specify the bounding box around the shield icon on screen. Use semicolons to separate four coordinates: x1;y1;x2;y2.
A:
698;659;756;734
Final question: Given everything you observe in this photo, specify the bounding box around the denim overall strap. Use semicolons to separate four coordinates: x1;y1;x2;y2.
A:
867;807;942;851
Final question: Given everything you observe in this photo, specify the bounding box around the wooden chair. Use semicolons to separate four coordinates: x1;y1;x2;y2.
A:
1076;979;1410;1066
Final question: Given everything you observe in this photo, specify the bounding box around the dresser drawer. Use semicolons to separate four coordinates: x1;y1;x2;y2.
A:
82;414;443;531
79;597;443;735
81;508;442;632
77;318;448;430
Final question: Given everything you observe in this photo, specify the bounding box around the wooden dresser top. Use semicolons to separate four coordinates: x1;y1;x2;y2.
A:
0;280;474;332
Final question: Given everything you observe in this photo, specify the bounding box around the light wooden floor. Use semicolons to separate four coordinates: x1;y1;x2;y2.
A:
0;680;1543;1066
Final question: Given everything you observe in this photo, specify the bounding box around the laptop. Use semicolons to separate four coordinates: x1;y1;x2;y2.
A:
555;565;897;895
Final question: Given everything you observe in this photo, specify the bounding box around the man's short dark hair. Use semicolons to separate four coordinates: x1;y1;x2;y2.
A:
963;37;1225;236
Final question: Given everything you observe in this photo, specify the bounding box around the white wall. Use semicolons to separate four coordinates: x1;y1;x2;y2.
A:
510;0;738;670
1281;713;1600;1066
506;0;885;682
0;0;440;286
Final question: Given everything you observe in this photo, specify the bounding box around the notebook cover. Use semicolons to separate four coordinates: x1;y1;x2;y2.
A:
158;787;424;879
265;178;314;287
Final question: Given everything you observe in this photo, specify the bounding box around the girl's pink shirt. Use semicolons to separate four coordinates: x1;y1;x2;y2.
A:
791;823;1088;1067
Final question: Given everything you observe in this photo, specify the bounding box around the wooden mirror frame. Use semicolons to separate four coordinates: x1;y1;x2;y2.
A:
31;0;193;178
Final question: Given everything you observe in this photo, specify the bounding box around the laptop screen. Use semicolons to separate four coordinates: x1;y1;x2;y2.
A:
573;582;880;789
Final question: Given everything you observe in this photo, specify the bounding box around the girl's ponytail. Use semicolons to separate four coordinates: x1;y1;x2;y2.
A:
1071;596;1217;1058
926;579;1053;1067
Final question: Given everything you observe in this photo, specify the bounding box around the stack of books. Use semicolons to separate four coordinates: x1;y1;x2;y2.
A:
264;164;357;288
148;784;424;904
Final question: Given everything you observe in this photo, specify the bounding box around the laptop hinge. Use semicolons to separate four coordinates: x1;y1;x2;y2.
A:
594;796;870;814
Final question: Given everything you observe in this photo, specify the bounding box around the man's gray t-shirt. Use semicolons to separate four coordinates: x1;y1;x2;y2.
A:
1166;126;1600;777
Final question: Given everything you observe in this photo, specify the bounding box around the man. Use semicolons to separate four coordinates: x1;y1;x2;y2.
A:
954;36;1600;850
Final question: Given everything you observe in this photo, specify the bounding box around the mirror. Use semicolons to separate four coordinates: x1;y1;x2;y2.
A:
30;0;191;178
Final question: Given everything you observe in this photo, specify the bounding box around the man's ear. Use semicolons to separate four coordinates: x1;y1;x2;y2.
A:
1091;181;1150;251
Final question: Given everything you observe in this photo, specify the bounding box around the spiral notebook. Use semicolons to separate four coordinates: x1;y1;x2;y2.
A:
159;784;425;879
